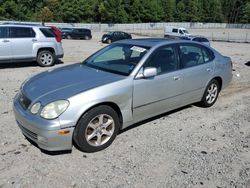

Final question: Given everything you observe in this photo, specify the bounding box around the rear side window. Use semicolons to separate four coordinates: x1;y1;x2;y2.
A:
202;47;215;62
10;27;36;38
172;28;178;33
0;27;8;38
179;44;205;68
40;28;56;38
200;38;209;42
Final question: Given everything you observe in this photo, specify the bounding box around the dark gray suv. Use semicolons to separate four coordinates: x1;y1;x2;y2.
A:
0;24;64;67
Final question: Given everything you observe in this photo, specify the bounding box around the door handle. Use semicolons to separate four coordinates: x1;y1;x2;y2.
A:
173;76;181;81
206;68;212;72
2;39;10;43
32;39;37;42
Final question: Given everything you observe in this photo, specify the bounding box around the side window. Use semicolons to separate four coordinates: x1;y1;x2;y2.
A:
192;38;201;42
179;30;183;34
202;47;214;63
0;27;8;38
201;38;209;42
10;27;35;38
179;44;205;68
172;28;178;33
40;28;56;38
144;46;178;74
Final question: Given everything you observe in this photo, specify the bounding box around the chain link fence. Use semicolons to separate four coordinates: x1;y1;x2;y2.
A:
1;21;250;42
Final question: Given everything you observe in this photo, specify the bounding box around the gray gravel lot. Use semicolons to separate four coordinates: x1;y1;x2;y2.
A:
0;32;250;188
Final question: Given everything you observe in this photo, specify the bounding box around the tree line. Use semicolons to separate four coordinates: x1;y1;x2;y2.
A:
0;0;249;23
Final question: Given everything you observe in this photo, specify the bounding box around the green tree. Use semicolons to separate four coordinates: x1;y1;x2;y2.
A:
37;7;54;23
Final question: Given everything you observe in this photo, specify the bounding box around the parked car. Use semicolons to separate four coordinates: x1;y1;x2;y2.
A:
60;28;92;40
13;39;232;153
102;31;132;43
180;35;210;46
164;26;190;38
0;24;63;66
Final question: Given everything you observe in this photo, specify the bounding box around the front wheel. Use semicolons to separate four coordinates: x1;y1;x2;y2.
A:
199;79;220;107
73;105;120;153
37;50;55;67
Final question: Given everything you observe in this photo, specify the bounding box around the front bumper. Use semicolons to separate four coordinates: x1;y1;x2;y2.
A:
13;95;74;151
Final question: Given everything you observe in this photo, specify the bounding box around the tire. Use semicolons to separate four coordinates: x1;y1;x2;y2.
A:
84;36;90;40
73;105;120;153
199;79;220;107
37;50;55;67
66;35;72;39
107;39;112;44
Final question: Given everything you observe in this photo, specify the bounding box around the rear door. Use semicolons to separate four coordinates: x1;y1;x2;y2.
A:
0;27;11;61
10;27;36;60
177;43;214;102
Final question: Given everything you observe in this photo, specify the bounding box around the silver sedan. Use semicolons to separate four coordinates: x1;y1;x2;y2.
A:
13;39;232;152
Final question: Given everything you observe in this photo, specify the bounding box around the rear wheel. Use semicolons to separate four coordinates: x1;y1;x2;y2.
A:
199;79;220;107
37;50;55;67
84;36;90;40
66;35;72;39
73;105;120;153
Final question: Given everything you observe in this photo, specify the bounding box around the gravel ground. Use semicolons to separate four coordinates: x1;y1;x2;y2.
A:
0;33;250;188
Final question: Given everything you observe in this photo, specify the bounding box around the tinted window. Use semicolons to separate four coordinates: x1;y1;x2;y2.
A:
200;38;209;42
40;28;56;38
144;46;178;74
0;27;8;38
192;38;201;42
10;27;35;38
179;30;183;34
179;44;206;68
172;28;178;33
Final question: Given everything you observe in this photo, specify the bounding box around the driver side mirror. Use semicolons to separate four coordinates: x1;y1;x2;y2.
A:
136;67;157;79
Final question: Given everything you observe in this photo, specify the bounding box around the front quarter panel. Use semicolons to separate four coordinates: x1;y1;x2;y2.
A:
58;78;133;129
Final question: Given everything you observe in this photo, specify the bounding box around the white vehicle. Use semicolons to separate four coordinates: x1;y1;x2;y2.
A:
0;24;64;67
164;26;190;38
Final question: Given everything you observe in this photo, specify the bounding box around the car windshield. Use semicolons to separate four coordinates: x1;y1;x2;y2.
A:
84;43;149;76
183;30;189;34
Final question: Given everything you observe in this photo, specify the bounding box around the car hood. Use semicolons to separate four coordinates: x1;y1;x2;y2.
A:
22;64;125;104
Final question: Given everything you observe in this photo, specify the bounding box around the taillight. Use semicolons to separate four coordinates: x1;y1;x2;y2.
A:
51;26;62;43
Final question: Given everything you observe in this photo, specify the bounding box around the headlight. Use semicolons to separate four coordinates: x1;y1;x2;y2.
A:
30;102;41;114
40;100;69;120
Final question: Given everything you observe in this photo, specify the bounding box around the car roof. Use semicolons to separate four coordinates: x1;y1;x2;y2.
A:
116;38;174;47
0;23;50;29
116;38;211;48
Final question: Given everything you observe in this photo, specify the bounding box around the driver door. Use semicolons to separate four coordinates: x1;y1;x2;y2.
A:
133;45;184;121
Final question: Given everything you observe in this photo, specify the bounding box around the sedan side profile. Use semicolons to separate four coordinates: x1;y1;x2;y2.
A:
101;31;132;43
13;39;232;153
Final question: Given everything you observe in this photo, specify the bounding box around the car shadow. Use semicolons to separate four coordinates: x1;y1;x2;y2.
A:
245;61;250;67
119;104;192;134
0;60;64;69
24;104;193;155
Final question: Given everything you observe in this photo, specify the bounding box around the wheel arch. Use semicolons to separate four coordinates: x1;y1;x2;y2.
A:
37;47;55;56
76;102;123;130
212;76;223;91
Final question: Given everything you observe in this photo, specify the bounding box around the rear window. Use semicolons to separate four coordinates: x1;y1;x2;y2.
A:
0;27;8;38
10;27;36;38
40;28;56;38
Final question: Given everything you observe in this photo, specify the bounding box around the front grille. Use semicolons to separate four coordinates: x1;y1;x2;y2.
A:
19;92;31;110
17;121;38;141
